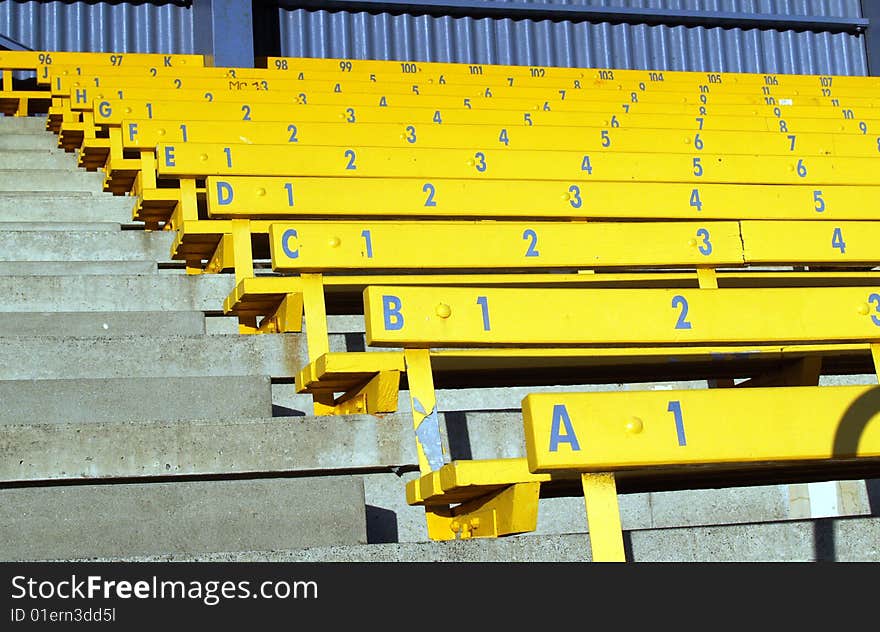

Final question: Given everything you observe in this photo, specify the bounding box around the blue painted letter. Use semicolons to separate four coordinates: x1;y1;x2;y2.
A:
383;295;404;331
549;404;581;452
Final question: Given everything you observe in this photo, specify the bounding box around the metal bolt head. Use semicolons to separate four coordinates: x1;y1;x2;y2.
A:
858;304;870;316
435;303;452;318
625;417;644;434
329;236;342;247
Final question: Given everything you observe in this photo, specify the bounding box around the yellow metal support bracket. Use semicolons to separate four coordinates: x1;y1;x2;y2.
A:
424;482;541;541
312;370;401;416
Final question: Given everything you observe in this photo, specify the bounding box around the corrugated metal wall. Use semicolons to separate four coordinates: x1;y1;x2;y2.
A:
0;1;869;75
0;1;193;53
278;1;869;75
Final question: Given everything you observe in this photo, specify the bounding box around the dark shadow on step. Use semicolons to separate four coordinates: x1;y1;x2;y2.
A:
345;333;366;352
445;411;472;460
272;404;306;417
866;479;880;515
622;530;635;562
813;518;836;562
366;505;399;544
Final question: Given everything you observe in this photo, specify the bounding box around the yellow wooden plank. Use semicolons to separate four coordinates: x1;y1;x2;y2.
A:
0;50;203;71
122;120;879;156
92;98;868;133
363;286;880;346
741;220;880;264
264;57;874;89
159;142;880;184
57;73;811;104
522;385;880;472
206;176;880;220
61;82;874;120
267;220;741;270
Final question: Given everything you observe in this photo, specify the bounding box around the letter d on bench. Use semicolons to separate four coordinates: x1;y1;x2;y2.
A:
216;181;234;205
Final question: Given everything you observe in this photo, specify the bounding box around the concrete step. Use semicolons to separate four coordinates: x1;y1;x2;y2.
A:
0;149;77;169
0;222;123;232
0;311;207;337
3;412;414;483
0;274;234;312
1;476;368;560
5;410;873;542
0;261;156;275
0;117;49;133
206;315;242;334
0;333;305;380
0;192;135;224
0;134;58;150
0;375;272;425
0;169;104;192
0;230;174;262
133;515;880;562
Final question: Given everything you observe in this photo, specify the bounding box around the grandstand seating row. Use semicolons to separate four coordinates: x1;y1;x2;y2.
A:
3;49;880;561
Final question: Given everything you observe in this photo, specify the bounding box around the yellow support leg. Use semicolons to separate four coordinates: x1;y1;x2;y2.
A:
404;349;448;475
301;273;329;361
177;178;199;224
696;266;718;289
582;472;626;562
230;220;253;283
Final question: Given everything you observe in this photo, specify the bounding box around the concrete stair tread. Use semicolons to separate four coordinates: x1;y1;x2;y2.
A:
0;310;207;336
106;515;880;562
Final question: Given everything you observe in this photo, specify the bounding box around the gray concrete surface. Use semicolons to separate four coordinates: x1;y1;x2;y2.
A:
0;149;78;169
0;222;123;232
1;476;368;560
0;133;57;150
205;315;242;334
0;260;156;275
83;515;880;562
0;375;273;425
0;169;105;192
4;406;870;538
0;230;175;262
0;117;48;133
0;310;206;337
0;192;135;224
0;274;234;312
0;333;306;380
2;413;414;483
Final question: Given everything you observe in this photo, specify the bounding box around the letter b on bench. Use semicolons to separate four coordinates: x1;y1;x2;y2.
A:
383;295;404;331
